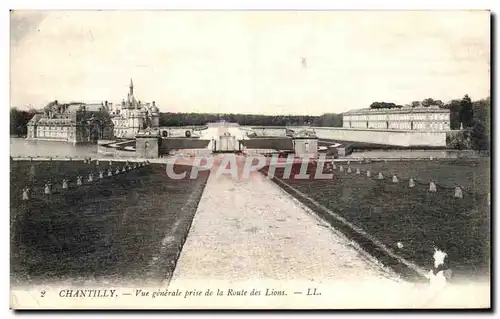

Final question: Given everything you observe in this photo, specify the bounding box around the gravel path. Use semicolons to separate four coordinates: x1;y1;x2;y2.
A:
170;155;400;285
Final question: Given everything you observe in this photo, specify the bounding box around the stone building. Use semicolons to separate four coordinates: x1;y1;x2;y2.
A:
26;101;114;144
108;79;160;138
343;105;451;131
292;129;318;158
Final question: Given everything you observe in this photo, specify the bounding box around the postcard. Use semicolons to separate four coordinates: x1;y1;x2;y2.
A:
10;10;491;310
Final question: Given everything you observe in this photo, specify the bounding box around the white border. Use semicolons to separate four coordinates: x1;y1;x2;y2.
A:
2;0;497;317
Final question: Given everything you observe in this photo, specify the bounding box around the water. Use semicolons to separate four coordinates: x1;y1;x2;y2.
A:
10;137;480;160
348;149;478;159
10;138;98;158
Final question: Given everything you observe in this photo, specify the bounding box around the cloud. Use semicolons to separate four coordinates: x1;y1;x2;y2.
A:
9;11;491;115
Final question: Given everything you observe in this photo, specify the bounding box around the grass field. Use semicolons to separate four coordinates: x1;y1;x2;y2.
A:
10;160;209;286
262;158;490;282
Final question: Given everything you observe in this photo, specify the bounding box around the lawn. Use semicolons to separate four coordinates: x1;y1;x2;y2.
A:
261;158;490;282
10;160;209;286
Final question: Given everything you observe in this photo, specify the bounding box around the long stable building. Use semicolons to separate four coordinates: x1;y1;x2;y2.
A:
342;105;451;131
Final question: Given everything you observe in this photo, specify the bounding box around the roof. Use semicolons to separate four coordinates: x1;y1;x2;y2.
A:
84;103;106;112
293;129;317;138
343;106;450;115
27;114;42;125
64;104;84;113
37;118;75;125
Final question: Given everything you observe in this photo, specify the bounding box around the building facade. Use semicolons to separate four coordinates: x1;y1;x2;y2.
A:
26;101;115;144
108;79;160;138
342;105;451;131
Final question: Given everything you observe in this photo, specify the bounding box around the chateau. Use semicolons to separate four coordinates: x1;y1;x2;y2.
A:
108;79;160;138
26;79;161;143
26;101;115;144
342;105;451;131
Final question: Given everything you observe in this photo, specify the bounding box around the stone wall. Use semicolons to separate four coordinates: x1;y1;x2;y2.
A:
248;126;448;147
159;127;204;138
159;138;211;154
311;127;448;147
251;127;288;137
240;138;294;151
136;136;160;158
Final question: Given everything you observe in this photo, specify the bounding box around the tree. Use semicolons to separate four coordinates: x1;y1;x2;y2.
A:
470;121;489;151
422;98;435;107
10;107;35;137
370;102;398;109
411;101;421;108
459;94;474;128
443;99;461;129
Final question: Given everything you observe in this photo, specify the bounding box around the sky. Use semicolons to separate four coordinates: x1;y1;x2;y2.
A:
10;10;490;115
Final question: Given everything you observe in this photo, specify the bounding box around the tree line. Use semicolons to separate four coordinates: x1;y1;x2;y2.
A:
10;106;344;136
10;94;490;151
10;107;37;137
158;112;343;127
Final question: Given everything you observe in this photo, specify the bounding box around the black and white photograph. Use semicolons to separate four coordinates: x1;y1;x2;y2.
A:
8;9;491;309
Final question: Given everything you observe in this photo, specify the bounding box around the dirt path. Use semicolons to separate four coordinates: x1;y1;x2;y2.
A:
170;155;400;285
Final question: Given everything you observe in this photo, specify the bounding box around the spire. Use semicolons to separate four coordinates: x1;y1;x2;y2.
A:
129;78;134;96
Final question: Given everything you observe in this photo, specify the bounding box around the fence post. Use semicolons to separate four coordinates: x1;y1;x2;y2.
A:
429;181;437;192
409;178;415;188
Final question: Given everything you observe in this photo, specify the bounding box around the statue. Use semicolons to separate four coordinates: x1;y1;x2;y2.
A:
144;116;152;129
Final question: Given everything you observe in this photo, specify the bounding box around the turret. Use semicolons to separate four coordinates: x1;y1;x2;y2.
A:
151;101;159;114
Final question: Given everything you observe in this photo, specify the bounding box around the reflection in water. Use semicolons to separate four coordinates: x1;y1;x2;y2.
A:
10;138;98;158
10;137;480;160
